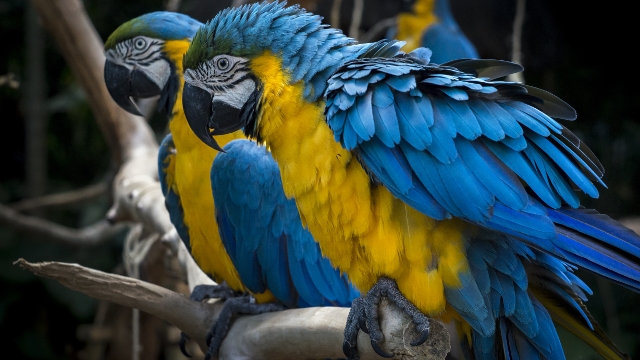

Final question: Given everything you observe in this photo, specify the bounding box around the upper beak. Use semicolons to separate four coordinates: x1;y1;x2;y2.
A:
104;59;143;116
182;82;225;152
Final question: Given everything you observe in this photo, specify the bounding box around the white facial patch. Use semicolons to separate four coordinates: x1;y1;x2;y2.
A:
142;60;171;89
105;49;132;69
213;78;256;109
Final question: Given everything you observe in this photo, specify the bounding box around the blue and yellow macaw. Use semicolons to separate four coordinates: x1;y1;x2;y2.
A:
393;0;478;63
103;11;359;358
180;2;639;359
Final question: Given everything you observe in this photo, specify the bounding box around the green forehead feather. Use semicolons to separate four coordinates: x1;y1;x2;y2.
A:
105;11;202;50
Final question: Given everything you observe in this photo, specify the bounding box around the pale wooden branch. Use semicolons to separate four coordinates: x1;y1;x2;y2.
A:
231;0;249;8
164;0;181;12
28;0;213;290
620;217;640;235
331;0;343;29
0;203;126;246
161;229;216;291
349;0;364;40
507;0;526;83
10;181;109;212
16;259;450;360
360;17;396;43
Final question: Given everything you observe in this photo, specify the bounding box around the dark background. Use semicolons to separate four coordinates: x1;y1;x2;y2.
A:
1;0;638;358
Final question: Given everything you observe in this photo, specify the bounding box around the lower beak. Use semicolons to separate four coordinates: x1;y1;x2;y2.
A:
182;82;224;152
104;59;143;116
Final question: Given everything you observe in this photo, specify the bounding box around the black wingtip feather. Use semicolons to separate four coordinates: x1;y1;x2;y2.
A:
359;39;405;59
441;59;524;80
555;127;604;176
522;85;577;120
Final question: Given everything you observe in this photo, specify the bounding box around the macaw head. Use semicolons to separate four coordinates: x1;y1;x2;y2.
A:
181;1;354;151
104;11;202;117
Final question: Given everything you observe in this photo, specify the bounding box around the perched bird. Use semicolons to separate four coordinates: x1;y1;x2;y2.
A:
393;0;478;63
181;2;640;359
103;11;359;358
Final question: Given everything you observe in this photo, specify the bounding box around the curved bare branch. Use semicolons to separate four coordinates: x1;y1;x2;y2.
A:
16;259;450;360
10;181;109;212
0;203;126;246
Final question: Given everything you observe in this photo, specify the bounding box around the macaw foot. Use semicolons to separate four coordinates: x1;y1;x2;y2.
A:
204;296;285;360
179;283;242;357
342;277;430;360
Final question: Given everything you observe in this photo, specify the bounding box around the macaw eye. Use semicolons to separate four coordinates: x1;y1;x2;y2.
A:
134;38;147;50
216;57;230;70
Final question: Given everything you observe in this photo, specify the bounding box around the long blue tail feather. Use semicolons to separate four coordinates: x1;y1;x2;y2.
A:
550;208;640;258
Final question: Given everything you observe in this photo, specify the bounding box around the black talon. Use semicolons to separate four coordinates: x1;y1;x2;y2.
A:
190;282;238;302
342;277;431;359
358;312;370;334
180;282;242;357
205;329;213;347
410;324;430;346
204;295;286;359
371;340;394;358
179;332;191;358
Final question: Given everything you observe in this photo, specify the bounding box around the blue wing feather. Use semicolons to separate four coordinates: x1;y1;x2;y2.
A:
211;139;359;308
158;134;191;251
325;44;640;299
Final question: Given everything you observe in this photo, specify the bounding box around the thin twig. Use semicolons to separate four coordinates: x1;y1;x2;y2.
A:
231;0;248;8
359;17;396;43
10;181;109;212
330;0;342;29
349;0;364;40
24;2;48;199
0;203;126;246
507;0;526;83
15;259;451;360
164;0;181;12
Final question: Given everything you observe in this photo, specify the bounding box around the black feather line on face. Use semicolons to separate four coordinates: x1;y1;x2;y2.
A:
157;56;180;119
240;75;263;142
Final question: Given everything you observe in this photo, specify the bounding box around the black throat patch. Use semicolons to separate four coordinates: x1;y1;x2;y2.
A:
239;75;263;142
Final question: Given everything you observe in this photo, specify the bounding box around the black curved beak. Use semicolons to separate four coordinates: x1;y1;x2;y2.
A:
182;82;225;152
104;59;164;116
104;59;143;116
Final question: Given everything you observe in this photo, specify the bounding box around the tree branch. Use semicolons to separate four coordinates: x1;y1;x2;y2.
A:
348;0;364;40
10;181;109;212
29;0;157;166
15;259;450;360
330;0;343;29
28;0;212;291
0;203;126;246
360;17;396;43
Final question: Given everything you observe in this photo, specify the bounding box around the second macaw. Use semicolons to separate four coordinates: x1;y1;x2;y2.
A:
103;11;359;359
180;2;639;359
393;0;478;63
